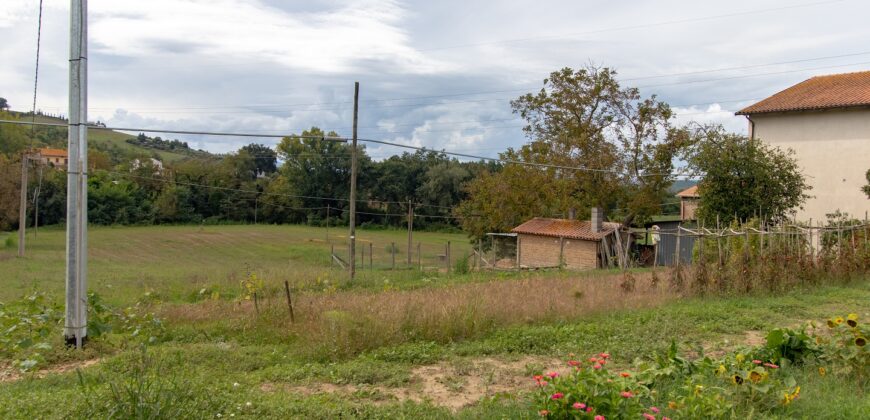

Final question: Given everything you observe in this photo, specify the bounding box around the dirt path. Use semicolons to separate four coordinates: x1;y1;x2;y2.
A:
0;358;101;383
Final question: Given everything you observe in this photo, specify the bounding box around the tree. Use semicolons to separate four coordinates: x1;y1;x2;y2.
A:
456;65;687;238
0;111;29;156
863;168;870;199
686;125;811;224
275;127;373;223
0;97;8;111
239;143;277;177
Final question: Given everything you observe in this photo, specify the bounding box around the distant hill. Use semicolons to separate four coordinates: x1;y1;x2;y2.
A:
14;112;209;163
669;179;698;195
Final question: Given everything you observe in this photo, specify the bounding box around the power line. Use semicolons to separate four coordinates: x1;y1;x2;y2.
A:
0;119;693;178
29;0;45;145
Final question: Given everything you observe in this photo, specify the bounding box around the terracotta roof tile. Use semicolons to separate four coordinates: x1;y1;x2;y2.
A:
737;70;870;115
36;148;68;157
675;185;699;198
511;217;620;241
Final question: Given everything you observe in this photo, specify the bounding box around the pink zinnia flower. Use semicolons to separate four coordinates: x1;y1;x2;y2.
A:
593;363;602;370
568;360;580;367
643;414;656;420
764;363;779;369
594;415;605;420
547;371;559;379
533;375;543;381
599;353;610;359
588;357;598;363
572;402;586;410
551;392;564;400
537;380;548;387
586;407;593;413
620;391;633;398
752;360;762;365
650;406;660;413
620;372;631;378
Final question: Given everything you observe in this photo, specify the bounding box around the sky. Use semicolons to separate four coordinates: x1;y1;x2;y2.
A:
1;0;868;158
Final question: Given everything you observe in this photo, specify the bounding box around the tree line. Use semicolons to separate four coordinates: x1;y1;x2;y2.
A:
1;65;823;237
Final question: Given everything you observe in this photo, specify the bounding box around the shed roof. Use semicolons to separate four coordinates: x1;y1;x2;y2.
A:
737;70;870;115
675;185;699;198
511;217;620;241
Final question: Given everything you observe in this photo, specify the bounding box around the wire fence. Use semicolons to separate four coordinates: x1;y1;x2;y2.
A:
325;237;474;273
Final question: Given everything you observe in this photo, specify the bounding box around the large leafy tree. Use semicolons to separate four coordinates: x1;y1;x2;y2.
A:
687;125;811;224
456;65;687;238
272;127;373;223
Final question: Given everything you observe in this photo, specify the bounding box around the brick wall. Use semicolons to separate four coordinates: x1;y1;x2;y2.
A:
518;234;600;270
681;198;699;221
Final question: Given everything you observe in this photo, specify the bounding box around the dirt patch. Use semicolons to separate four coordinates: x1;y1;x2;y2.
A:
0;358;101;383
744;330;766;347
262;356;566;410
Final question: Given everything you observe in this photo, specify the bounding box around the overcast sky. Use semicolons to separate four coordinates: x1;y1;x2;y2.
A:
1;0;867;157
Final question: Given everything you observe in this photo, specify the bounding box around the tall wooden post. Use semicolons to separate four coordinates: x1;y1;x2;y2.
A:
18;154;28;257
348;82;359;280
369;242;373;270
407;200;413;266
417;242;422;271
391;242;396;269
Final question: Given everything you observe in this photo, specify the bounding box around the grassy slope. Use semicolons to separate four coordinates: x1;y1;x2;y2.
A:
1;225;869;418
29;114;191;163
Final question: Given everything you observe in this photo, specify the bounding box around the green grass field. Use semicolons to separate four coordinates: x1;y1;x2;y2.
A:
1;224;869;419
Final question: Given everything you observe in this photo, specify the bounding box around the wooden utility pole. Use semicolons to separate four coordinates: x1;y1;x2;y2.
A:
18;154;28;257
326;204;330;242
348;82;359;280
65;0;88;349
407;200;413;266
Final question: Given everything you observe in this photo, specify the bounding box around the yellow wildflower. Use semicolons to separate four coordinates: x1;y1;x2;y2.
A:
847;313;859;328
827;319;836;328
668;401;678;410
856;336;867;347
818;367;826;376
834;316;844;325
716;365;727;375
749;371;763;383
694;385;704;396
735;354;745;363
782;387;800;405
732;374;744;385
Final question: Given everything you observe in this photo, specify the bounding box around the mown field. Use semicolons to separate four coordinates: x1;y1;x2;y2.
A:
1;224;869;419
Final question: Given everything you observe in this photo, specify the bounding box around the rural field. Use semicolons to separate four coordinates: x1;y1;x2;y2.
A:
1;224;869;419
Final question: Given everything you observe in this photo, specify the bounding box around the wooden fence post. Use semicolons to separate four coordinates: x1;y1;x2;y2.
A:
674;225;682;267
369;242;373;270
284;281;295;323
417;242;422;271
446;241;451;273
391;242;396;270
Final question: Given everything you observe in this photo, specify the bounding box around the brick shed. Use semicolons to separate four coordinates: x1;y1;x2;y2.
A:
511;214;621;270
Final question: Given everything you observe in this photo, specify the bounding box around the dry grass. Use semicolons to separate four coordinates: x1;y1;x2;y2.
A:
163;270;676;360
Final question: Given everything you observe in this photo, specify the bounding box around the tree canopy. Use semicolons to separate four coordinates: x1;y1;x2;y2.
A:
456;65;688;239
686;125;811;224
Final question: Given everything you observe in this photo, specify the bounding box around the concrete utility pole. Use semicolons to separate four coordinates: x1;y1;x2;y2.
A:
348;82;359;280
18;154;28;257
407;200;413;266
65;0;88;349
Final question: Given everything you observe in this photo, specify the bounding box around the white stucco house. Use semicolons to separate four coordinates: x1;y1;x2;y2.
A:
736;71;870;223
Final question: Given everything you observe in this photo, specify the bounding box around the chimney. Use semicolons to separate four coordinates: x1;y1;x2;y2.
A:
591;207;603;233
568;208;576;220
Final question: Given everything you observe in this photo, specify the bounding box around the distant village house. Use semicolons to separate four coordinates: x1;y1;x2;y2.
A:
33;148;68;169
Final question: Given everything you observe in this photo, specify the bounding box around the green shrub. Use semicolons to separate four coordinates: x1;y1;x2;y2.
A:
757;325;821;365
453;253;470;275
4;235;15;248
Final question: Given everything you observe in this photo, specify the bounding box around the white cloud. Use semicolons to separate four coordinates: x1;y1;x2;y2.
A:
88;0;448;74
